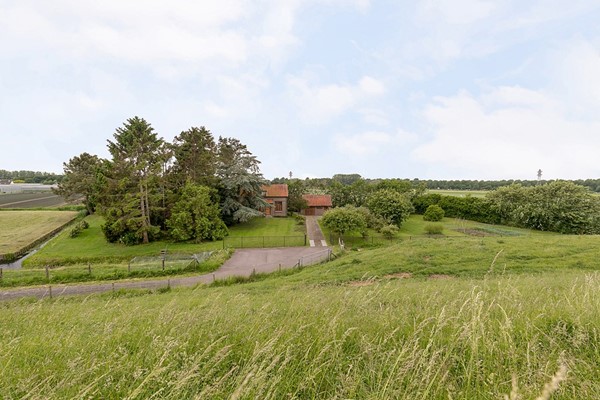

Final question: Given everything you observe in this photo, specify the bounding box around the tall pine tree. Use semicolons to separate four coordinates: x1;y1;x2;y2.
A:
101;117;166;244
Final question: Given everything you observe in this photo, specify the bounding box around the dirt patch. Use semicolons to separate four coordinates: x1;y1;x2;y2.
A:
347;280;375;287
384;272;413;280
429;274;454;280
454;228;495;237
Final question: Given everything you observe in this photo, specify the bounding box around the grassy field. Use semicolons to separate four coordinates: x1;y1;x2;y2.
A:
0;192;67;208
428;189;490;198
0;210;79;254
319;214;546;244
24;215;304;267
1;234;600;398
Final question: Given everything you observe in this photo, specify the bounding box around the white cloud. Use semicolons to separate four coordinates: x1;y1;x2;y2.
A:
333;129;418;157
412;85;600;179
287;75;386;123
417;0;497;25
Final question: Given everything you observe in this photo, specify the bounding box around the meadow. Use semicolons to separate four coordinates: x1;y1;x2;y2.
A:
0;210;78;255
22;215;305;268
1;236;599;399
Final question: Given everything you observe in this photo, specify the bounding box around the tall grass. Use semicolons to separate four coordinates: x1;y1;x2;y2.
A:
1;271;599;399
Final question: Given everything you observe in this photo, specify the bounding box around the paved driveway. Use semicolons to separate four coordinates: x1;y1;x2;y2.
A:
305;216;328;247
0;247;330;302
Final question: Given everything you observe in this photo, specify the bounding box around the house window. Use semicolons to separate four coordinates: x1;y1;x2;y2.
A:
275;201;283;212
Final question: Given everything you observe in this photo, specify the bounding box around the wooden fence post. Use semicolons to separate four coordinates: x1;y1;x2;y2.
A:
0;267;3;280
48;285;52;299
45;265;49;280
263;236;265;248
88;262;91;275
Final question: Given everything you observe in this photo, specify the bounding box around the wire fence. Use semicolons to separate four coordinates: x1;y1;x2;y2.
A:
223;235;307;249
0;252;215;287
129;252;213;271
328;234;403;248
296;248;333;268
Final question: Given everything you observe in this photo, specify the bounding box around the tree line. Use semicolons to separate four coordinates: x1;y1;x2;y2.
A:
272;175;600;193
0;170;63;184
55;117;267;245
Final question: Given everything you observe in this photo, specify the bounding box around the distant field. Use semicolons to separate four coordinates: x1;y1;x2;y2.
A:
0;210;79;254
0;192;67;209
428;189;489;198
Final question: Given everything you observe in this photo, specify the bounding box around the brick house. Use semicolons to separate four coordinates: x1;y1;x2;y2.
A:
262;184;288;217
301;194;332;216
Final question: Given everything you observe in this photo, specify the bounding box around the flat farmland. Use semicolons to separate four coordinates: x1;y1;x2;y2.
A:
0;192;67;209
0;210;78;254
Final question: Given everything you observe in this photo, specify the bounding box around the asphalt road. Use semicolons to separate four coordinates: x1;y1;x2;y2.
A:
0;246;331;302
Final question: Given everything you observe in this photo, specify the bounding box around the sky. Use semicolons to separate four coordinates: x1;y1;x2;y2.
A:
1;0;600;180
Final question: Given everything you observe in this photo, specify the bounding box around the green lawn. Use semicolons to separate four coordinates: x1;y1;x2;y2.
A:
228;216;304;236
2;233;600;398
24;215;305;268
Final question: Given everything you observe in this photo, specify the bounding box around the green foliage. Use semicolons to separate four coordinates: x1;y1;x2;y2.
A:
487;181;600;234
423;204;445;221
380;224;399;239
287;180;309;212
332;173;362;185
53;152;103;214
367;189;414;227
101;117;167;244
424;223;444;235
167;183;227;242
69;220;90;238
412;193;442;214
217;137;268;224
322;206;367;235
435;195;499;224
170;127;218;188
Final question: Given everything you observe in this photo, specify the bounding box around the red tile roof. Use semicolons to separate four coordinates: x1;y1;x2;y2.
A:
262;184;288;197
302;194;332;207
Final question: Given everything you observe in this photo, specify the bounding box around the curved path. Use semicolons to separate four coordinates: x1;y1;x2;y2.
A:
0;247;331;302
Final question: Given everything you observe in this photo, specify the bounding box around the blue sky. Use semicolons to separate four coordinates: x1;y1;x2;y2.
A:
1;0;600;180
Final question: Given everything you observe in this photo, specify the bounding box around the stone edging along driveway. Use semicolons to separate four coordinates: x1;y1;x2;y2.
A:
0;247;331;302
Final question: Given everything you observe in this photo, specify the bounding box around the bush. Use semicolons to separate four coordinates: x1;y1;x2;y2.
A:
423;205;445;221
69;220;90;238
70;225;83;238
424;224;444;235
380;224;399;239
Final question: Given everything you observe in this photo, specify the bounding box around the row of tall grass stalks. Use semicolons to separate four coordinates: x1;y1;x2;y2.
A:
2;270;599;399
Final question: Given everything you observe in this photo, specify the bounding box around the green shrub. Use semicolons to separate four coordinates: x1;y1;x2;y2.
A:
424;224;444;235
380;224;399;239
70;220;90;238
423;205;445;221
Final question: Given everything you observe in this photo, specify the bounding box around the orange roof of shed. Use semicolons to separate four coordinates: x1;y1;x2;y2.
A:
262;184;288;197
302;194;332;207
